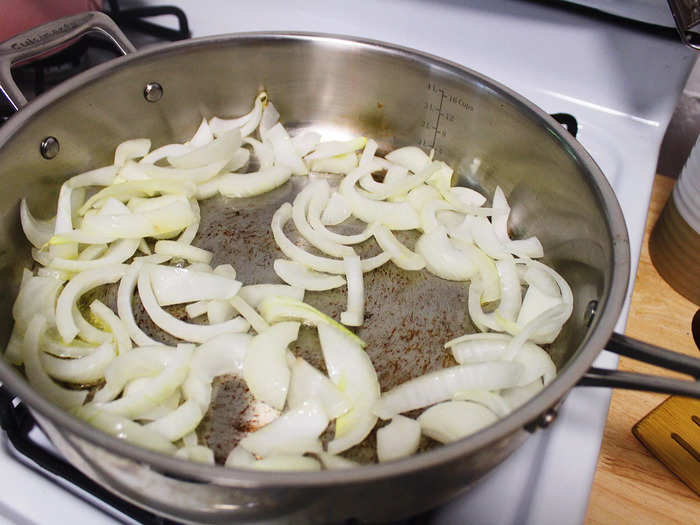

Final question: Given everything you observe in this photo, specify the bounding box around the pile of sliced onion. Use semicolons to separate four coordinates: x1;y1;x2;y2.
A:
6;91;573;470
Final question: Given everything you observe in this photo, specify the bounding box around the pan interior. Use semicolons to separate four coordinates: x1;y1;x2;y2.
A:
0;36;613;464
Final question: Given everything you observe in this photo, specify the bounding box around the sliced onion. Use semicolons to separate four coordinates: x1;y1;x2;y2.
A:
149;265;239;306
145;400;204;442
292;131;322;157
414;227;476;281
405;185;442;212
185;300;209;319
377;415;421;462
40;341;115;384
175;445;215;464
239;398;328;457
55;264;128;343
78;198;197;242
271;203;390;274
320;191;351;225
225;445;256;468
373;361;523;419
491;186;510;243
140;144;190;165
182;332;251;410
243;321;299;410
512;342;556;386
243;137;274;169
445;187;487;208
468;245;500;303
259;100;280;140
137;266;249;343
507;237;543;259
20;199;55;249
93;345;175;403
288;357;351;419
94;343;193;418
79;179;196;215
188;118;214;147
467;278;505;332
207;299;234;324
310;153;358;174
66;165;118;189
258;296;366;348
48;238;139;272
307;184;376;245
167;129;242;169
417;401;498;443
340;255;364;327
209;91;267;137
318;323;380;454
40;328;97;359
22;315;88;409
12;269;63;331
373;225;425;271
339;166;420;230
470;216;508;260
266;123;307;175
230;295;270;334
305;137;366;161
517;285;563;331
237;284;305;308
273;259;346;291
500;379;544;410
72;303;111;344
452;390;510;417
384;146;430;173
120;159;227;185
447;333;511;363
494;256;521;325
292;181;355;257
114;139;151;167
218;166;293;198
75;405;176;454
89;300;132;355
117;260;162;347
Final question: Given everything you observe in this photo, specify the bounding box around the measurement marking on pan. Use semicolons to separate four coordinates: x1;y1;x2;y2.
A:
420;82;475;154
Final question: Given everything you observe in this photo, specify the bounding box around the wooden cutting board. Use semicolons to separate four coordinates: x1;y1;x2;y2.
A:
586;175;700;524
633;397;700;496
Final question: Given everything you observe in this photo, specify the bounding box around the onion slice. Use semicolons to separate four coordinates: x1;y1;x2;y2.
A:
137;265;250;343
417;401;498;443
273;259;346;291
243;321;299;410
376;415;421;462
258;296;366;348
271;203;390;275
239;398;328;457
318;323;380;454
287;357;351;419
55;264;128;343
373;361;523;419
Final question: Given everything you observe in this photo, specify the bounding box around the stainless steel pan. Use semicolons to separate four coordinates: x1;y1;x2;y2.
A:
1;13;699;523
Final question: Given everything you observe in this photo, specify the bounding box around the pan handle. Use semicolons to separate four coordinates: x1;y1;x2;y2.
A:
0;11;136;111
578;332;700;397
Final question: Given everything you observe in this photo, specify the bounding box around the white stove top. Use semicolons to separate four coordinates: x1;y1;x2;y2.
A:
1;1;696;524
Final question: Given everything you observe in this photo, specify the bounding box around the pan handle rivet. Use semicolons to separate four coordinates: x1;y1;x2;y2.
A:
40;136;59;159
144;82;163;102
584;300;598;328
538;408;558;429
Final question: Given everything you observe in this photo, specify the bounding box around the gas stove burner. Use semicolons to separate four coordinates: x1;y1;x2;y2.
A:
0;2;190;123
0;386;180;524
